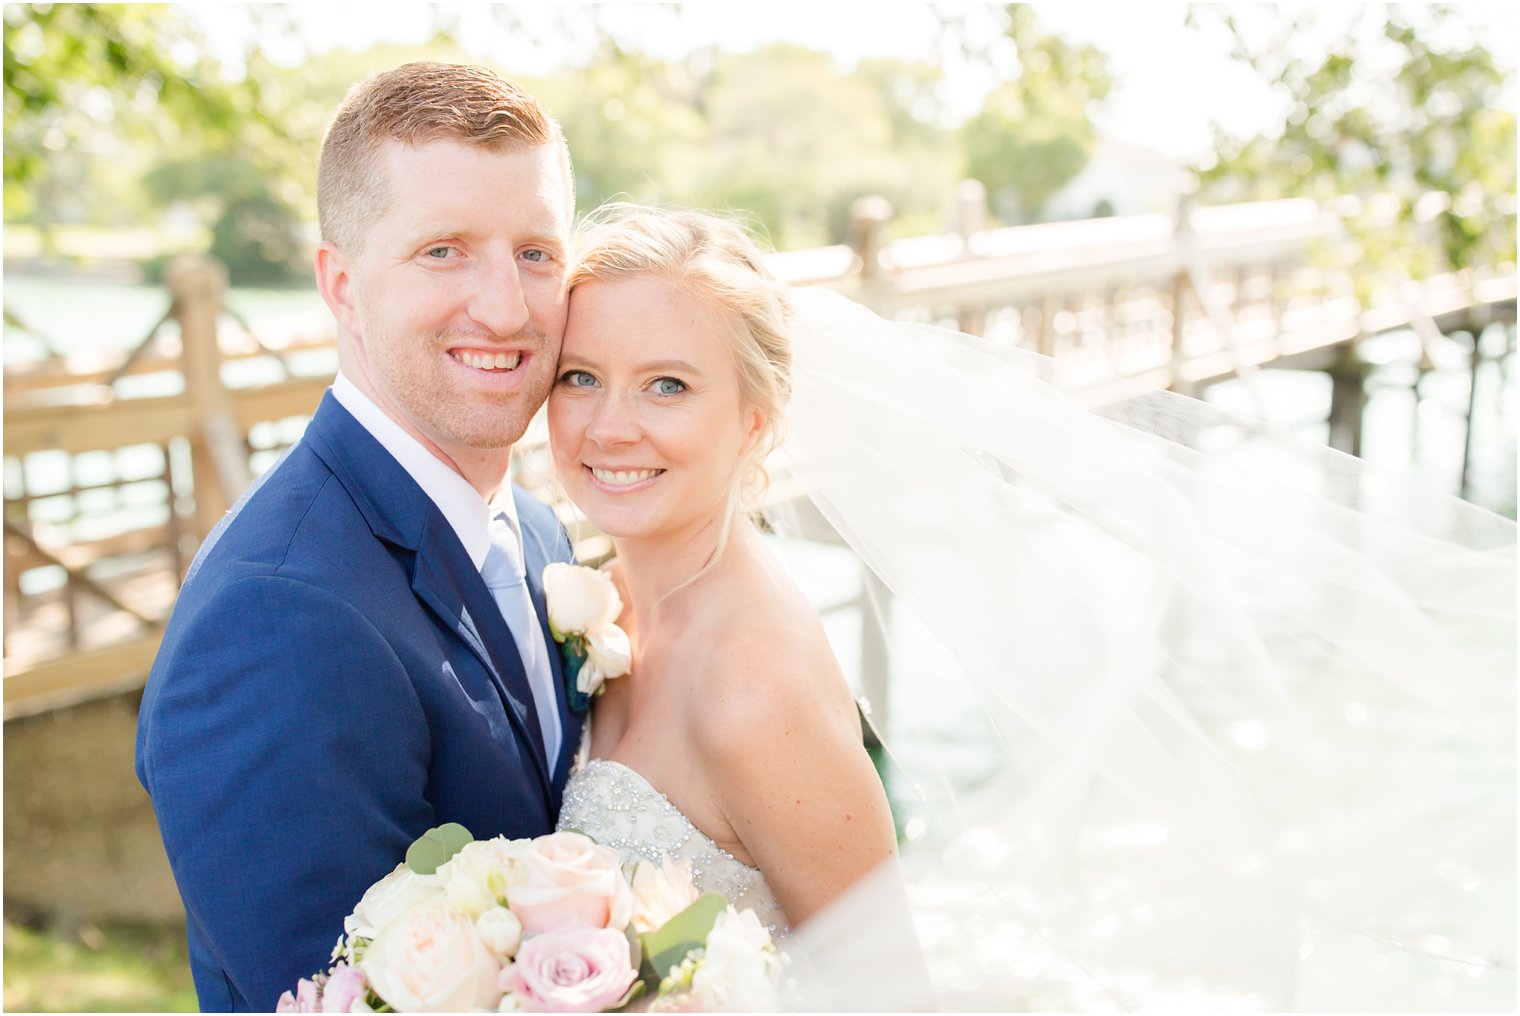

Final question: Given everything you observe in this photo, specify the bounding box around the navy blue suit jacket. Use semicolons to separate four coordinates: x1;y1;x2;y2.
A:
136;393;582;1011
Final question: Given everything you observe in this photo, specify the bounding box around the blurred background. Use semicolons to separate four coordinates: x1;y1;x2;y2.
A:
3;3;1515;1010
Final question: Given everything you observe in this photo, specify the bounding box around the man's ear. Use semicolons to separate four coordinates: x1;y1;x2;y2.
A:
314;242;359;334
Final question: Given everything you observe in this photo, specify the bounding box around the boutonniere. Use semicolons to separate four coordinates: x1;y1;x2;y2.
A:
542;562;632;714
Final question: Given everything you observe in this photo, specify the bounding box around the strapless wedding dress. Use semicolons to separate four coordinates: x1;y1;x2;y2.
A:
557;757;790;937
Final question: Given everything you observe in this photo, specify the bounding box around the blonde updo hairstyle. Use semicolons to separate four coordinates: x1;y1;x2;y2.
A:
566;206;794;513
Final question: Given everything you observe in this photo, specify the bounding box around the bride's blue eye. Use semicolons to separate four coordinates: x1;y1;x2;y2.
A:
652;377;686;396
560;370;597;388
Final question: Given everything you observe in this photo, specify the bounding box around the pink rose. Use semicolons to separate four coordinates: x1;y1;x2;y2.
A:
276;977;320;1013
504;832;634;933
500;927;638;1012
319;962;368;1013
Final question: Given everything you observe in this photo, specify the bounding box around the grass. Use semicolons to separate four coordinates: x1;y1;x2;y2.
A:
2;919;197;1013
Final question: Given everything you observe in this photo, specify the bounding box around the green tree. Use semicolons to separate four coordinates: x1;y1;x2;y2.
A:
961;5;1113;223
3;2;322;285
1191;4;1516;276
850;57;961;238
689;44;962;248
524;45;712;213
143;150;308;284
3;4;279;222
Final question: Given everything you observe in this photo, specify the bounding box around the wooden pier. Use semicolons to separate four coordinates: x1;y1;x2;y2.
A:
4;191;1515;719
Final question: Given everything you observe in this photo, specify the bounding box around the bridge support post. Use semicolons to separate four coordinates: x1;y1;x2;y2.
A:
1458;309;1496;498
858;567;891;753
1168;181;1198;397
4;526;23;656
956;180;988;336
849;196;894;314
165;255;250;546
1327;349;1368;457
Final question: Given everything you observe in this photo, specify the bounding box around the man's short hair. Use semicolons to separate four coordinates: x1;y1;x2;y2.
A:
318;62;573;252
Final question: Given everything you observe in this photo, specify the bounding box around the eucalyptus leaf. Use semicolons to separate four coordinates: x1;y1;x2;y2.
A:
404;822;474;875
624;922;643;972
612;978;646;1011
640;893;726;980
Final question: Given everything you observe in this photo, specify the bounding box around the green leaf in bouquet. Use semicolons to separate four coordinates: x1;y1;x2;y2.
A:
624;922;643;972
405;822;474;875
639;893;727;980
611;979;646;1012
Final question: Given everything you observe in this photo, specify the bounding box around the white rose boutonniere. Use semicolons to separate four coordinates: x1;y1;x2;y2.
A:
542;563;631;712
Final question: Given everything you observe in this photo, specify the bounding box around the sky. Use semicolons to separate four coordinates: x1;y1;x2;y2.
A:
193;2;1518;163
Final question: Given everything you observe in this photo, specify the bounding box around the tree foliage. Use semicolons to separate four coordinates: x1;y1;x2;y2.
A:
1191;4;1516;276
4;4;273;217
3;2;317;281
533;42;960;248
523;44;713;214
962;5;1112;223
696;44;936;247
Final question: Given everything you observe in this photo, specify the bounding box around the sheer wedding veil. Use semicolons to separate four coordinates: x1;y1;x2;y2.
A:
766;288;1516;1011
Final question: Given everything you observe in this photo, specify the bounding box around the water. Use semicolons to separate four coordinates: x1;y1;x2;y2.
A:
2;275;331;365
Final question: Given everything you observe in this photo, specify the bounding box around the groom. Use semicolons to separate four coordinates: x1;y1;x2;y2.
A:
136;63;582;1011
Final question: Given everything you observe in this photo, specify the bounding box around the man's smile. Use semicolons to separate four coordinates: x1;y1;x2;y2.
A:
448;348;524;371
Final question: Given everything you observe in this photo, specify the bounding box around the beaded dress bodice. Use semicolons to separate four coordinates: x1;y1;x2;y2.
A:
557;758;790;937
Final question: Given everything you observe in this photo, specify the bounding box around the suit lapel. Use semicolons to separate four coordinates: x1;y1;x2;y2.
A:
304;394;553;806
410;512;553;802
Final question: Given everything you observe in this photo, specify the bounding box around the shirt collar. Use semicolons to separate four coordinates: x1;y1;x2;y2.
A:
331;372;522;570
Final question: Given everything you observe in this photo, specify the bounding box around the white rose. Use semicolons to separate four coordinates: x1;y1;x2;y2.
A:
577;657;608;697
585;624;632;681
691;909;783;1011
476;906;523;959
543;563;622;638
437;837;535;918
345;864;445;941
360;901;502;1013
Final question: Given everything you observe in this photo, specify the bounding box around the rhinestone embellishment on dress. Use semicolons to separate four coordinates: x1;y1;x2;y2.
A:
558;759;790;937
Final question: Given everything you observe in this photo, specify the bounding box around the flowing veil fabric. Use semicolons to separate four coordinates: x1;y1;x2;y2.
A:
769;289;1516;1011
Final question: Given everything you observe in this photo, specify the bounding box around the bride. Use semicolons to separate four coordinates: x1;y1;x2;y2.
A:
548;207;1516;1011
548;208;898;938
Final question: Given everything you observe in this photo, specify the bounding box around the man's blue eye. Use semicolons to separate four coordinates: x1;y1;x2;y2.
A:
652;377;686;396
426;246;453;259
522;249;548;263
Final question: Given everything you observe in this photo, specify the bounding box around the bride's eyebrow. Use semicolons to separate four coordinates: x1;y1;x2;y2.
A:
634;359;704;377
558;355;706;378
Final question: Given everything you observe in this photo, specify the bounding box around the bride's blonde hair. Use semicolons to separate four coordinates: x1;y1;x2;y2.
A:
567;205;793;511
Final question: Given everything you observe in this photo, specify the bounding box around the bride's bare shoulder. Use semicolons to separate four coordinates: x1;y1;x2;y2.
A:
691;589;858;759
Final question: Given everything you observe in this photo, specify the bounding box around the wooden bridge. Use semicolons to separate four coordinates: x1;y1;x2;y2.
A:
4;191;1515;719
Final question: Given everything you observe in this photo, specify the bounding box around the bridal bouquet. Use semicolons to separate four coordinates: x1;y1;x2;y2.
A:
278;825;784;1013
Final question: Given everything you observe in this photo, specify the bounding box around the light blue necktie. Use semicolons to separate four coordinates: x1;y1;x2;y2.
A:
480;513;561;773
